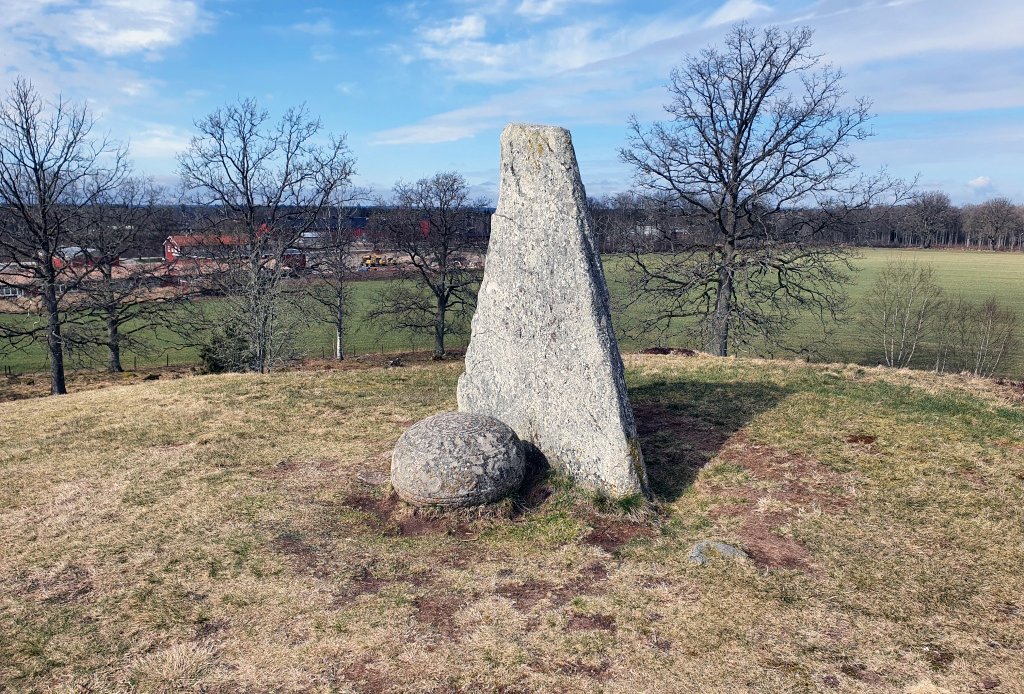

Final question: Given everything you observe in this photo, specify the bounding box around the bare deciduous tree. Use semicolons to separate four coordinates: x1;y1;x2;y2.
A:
176;98;355;372
0;77;130;394
861;258;942;368
904;191;959;249
963;198;1023;250
70;178;180;372
303;190;366;361
367;172;487;357
933;295;1017;377
621;23;908;356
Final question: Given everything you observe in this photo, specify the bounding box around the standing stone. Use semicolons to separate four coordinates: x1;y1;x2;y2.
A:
457;122;648;498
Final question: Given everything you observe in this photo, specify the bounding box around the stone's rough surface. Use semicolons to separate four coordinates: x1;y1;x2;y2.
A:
687;541;750;566
391;411;525;507
456;122;648;497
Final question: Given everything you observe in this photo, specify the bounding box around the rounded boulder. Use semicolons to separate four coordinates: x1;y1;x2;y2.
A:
391;411;525;507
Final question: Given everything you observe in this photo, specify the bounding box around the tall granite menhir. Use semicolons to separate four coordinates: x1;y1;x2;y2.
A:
457;123;649;498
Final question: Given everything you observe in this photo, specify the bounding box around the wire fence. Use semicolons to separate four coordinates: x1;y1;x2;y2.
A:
0;331;475;375
315;331;472;359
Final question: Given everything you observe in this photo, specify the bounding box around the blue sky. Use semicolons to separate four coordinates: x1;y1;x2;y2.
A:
2;0;1022;205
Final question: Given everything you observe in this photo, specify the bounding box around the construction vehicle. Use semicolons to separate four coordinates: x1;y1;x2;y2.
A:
361;254;398;268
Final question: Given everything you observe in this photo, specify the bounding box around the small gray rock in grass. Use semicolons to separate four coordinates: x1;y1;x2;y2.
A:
688;541;749;565
457;122;648;498
391;411;525;507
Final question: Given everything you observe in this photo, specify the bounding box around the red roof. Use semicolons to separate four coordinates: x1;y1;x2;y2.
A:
166;235;249;247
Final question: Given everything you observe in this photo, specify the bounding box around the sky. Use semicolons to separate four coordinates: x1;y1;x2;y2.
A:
1;0;1022;206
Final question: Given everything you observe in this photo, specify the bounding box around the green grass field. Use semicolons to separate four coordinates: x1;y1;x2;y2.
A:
0;280;471;376
3;248;1023;377
814;248;1024;367
605;247;1024;377
780;248;1024;373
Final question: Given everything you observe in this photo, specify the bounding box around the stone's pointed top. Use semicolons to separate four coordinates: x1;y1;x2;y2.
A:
498;122;585;205
503;122;569;137
502;122;575;160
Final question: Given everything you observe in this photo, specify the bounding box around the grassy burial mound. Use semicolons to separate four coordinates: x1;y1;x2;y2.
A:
1;356;1023;693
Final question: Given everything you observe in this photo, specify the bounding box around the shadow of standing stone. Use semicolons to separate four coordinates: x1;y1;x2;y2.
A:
457;122;648;498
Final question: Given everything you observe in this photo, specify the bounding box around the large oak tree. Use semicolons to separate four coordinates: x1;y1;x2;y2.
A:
621;23;908;356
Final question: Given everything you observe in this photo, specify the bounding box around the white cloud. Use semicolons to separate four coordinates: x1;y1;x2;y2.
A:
514;0;611;18
61;0;209;56
368;69;650;146
293;18;334;36
412;13;701;84
311;44;337;62
805;0;1024;67
0;0;213;111
963;175;1002;201
703;0;771;27
0;0;211;63
129;123;193;158
421;15;487;44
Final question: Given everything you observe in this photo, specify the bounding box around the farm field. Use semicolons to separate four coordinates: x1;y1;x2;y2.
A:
605;247;1024;376
1;355;1022;692
790;248;1024;373
2;247;1023;378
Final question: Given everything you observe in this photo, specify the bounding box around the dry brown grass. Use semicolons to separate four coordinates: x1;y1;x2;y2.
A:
1;355;1022;693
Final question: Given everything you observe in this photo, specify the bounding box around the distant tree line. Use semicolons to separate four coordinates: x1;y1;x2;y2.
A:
590;192;1024;254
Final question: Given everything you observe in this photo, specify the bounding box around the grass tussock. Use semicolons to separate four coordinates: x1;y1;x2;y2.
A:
1;354;1022;693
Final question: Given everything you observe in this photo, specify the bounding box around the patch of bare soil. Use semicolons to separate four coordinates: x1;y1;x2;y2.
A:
340;656;392;694
19;564;94;604
566;613;616;631
632;401;728;496
713;508;813;571
584;520;655;552
846;434;877;445
838;662;886;685
496;561;610;613
494;579;557;611
0;364;194;402
639;347;699;356
414;593;467;639
343;492;476;538
633;402;728;449
187;684;244;694
552;659;612;681
703;433;853;571
193;618;230;640
273;533;327;576
282;350;465;373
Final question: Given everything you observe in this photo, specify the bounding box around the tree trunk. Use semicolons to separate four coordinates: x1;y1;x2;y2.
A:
107;305;123;373
335;292;345;361
44;286;67;395
709;246;735;357
434;294;446;356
